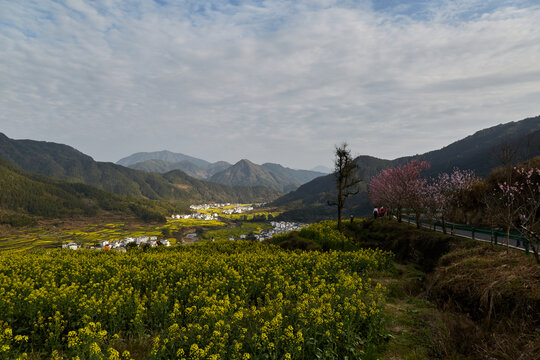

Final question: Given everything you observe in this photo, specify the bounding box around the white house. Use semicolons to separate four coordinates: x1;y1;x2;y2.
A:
160;239;170;247
62;242;80;250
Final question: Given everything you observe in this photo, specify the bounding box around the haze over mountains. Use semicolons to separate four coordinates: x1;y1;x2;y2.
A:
117;151;325;192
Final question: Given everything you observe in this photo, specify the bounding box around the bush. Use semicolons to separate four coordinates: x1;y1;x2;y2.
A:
271;221;359;251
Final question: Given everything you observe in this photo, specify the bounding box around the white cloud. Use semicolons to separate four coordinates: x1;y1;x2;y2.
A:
1;0;539;168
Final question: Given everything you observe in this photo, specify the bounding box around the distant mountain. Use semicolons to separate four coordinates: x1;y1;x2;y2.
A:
209;159;298;192
274;115;540;221
0;157;174;223
206;159;324;192
0;133;280;204
311;165;332;174
128;159;231;179
117;150;211;169
128;159;186;174
123;152;325;191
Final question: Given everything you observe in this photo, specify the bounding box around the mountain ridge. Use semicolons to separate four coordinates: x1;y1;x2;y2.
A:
122;152;325;191
0;134;280;204
117;150;211;169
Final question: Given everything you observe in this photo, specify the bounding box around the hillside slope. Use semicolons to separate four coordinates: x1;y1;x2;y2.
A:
410;115;540;177
261;163;324;184
0;134;280;203
0;158;172;222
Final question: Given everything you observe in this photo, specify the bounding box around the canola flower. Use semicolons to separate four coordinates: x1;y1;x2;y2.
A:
0;241;391;359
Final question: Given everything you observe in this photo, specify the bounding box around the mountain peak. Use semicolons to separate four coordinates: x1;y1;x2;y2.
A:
235;159;257;167
117;150;211;168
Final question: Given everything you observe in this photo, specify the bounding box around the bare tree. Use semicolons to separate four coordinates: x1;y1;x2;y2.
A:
328;143;362;233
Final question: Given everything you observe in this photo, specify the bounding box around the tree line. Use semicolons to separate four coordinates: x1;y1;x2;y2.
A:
367;157;540;263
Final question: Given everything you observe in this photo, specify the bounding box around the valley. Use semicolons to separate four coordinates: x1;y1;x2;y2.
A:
3;1;540;358
0;115;539;359
0;203;287;252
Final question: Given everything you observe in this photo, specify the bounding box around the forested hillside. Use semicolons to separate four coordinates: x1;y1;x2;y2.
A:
0;158;174;224
0;133;280;203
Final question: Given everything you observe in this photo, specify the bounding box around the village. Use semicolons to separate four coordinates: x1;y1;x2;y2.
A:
61;235;171;251
171;203;260;220
254;221;306;241
61;203;303;250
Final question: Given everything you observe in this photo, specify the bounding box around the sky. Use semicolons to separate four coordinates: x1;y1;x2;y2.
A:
1;0;540;170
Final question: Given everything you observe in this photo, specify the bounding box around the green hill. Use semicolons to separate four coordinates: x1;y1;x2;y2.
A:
209;159;300;192
411;115;540;177
0;158;174;224
0;133;279;204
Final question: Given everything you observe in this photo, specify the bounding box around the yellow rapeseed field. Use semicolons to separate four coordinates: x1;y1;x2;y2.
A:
0;241;391;359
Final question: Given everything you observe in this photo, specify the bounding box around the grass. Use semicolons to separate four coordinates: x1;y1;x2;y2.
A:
194;204;282;220
350;218;540;360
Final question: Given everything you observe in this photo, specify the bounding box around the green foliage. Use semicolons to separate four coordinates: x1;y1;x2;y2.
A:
200;222;270;241
271;220;366;252
0;242;391;359
128;204;166;223
343;219;453;272
0;214;36;227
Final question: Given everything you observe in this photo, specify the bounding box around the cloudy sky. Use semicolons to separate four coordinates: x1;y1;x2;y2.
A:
1;0;540;169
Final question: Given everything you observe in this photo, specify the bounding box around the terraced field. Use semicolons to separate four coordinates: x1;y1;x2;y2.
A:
0;218;227;252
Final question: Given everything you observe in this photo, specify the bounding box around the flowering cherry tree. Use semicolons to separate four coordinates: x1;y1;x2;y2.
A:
498;165;540;263
369;159;430;225
424;169;477;234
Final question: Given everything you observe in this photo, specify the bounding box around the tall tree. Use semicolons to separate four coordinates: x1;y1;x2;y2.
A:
329;143;362;232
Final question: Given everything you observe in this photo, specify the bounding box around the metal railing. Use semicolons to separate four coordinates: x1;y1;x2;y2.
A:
402;215;537;255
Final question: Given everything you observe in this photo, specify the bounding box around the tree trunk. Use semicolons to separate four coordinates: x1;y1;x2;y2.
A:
397;208;402;223
337;204;342;233
415;211;421;228
441;215;447;234
506;226;510;253
532;244;539;264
